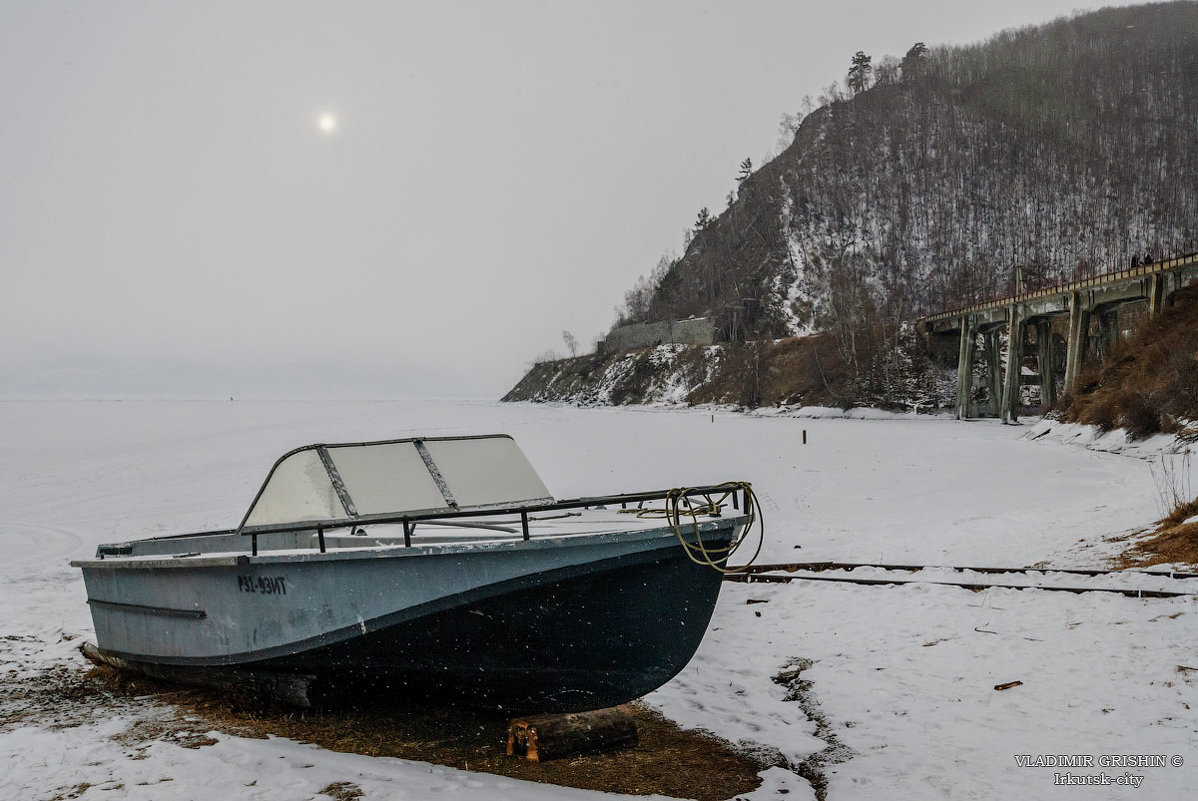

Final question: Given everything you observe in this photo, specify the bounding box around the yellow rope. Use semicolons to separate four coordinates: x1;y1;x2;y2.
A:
622;482;764;574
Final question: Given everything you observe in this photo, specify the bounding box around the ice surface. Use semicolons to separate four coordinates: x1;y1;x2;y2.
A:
1;399;1194;799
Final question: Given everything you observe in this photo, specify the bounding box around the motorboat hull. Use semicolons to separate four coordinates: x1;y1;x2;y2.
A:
76;519;740;712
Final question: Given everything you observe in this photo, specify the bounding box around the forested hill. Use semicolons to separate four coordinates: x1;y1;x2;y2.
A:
624;2;1198;345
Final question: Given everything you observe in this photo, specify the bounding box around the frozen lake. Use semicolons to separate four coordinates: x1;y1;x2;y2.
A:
1;400;1194;799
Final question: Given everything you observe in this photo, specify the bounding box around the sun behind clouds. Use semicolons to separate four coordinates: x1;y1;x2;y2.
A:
317;113;337;135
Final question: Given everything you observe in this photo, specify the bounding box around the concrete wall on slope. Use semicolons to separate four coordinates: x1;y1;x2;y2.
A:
602;318;716;353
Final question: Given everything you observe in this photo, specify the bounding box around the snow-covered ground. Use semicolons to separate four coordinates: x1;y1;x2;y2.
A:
1;400;1195;800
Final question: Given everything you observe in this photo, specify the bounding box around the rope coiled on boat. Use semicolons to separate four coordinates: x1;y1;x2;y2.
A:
623;482;764;574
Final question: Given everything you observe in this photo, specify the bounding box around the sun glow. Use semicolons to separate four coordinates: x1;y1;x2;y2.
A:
317;113;337;135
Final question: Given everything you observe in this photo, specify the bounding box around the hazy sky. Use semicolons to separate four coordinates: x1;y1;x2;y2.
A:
1;1;1123;399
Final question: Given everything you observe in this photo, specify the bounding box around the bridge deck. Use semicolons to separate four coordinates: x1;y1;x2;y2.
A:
919;252;1198;325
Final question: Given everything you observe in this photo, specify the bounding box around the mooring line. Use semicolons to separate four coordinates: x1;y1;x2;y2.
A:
724;571;1195;598
733;561;1198;581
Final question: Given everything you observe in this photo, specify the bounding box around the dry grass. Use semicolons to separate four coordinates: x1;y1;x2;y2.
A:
179;686;770;801
1058;284;1198;438
318;782;364;801
1117;496;1198;569
1116;521;1198;569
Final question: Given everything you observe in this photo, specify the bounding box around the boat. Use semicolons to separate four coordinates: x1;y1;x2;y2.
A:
72;434;761;712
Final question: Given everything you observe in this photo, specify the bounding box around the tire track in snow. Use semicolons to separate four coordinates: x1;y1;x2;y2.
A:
0;520;89;571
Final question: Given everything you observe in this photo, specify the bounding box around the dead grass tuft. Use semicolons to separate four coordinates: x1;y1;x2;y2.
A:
46;783;92;801
1116;521;1198;569
318;782;364;801
1116;493;1198;569
1159;496;1198;529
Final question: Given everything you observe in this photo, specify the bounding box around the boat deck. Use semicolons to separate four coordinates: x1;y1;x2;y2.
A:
74;505;742;568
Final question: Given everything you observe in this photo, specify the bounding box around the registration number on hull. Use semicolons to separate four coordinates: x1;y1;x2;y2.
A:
237;575;287;595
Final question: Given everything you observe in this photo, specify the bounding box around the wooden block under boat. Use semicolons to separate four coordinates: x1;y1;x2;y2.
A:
80;641;316;708
506;705;638;762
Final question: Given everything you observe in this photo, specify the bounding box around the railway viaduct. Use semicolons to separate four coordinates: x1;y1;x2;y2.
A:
919;253;1198;422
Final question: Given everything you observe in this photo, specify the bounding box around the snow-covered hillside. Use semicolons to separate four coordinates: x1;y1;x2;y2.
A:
511;5;1198;410
505;333;956;411
639;4;1198;342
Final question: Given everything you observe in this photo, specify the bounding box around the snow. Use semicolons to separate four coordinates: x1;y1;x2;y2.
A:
2;399;1196;799
1022;418;1187;458
4;722;624;801
750;404;941;421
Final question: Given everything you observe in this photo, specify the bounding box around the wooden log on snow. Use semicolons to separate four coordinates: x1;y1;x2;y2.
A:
80;641;316;708
506;705;638;762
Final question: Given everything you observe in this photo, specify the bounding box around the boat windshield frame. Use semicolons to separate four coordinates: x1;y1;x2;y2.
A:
231;435;753;559
235;434;556;536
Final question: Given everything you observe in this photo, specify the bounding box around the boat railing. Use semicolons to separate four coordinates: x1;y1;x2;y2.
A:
239;483;753;556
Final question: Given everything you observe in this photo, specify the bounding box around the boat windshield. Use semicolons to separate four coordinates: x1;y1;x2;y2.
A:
238;435;554;532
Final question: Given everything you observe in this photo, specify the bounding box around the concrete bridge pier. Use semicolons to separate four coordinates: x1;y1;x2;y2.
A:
1000;307;1024;424
954;315;977;419
1063;291;1090;394
980;327;1004;417
953;314;1022;420
1035;320;1057;408
1093;307;1121;364
1149;273;1166;315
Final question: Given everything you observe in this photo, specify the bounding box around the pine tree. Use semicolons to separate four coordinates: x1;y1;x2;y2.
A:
900;42;929;81
847;51;873;94
737;157;753;183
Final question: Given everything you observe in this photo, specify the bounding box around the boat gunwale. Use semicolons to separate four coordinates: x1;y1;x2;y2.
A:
71;515;748;571
74;482;753;564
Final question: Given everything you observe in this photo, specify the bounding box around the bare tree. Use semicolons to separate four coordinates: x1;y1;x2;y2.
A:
777;112;803;149
874;55;900;85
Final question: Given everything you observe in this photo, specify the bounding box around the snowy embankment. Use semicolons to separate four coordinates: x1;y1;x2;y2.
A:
1022;417;1189;458
1;400;1195;800
503;344;725;406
